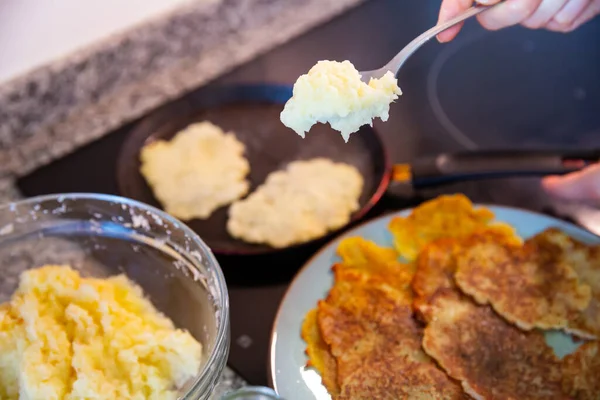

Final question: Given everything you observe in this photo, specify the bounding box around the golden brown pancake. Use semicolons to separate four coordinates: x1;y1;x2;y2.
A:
455;232;593;338
336;236;398;266
560;341;600;400
413;232;571;399
412;238;460;320
317;264;419;386
412;231;521;320
528;228;600;339
422;290;569;400
336;237;415;291
318;279;465;399
300;308;339;396
337;357;469;400
302;237;413;394
312;238;464;398
388;194;520;261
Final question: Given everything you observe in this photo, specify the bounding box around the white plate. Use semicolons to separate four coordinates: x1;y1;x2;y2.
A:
268;205;600;400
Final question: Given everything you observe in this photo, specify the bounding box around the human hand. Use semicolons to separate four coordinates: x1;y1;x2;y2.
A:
437;0;600;42
542;163;600;203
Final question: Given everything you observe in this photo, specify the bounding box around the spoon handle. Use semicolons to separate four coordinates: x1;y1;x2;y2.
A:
383;4;497;75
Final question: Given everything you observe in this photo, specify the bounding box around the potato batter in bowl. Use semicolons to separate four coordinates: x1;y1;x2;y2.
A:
0;265;202;400
0;194;230;400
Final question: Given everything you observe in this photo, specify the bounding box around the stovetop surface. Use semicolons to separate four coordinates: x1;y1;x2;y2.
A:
17;0;600;386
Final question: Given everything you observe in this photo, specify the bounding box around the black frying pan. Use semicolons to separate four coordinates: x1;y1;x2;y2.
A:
117;84;390;256
117;84;598;256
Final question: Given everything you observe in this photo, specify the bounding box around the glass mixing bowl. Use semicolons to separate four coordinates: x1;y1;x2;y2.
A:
0;193;230;399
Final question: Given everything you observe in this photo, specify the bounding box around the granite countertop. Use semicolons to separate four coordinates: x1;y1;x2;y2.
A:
0;0;368;203
0;0;368;395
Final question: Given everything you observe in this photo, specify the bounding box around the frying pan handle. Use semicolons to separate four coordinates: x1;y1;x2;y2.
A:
398;149;599;189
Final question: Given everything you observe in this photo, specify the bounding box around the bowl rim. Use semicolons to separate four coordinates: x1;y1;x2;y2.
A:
0;192;230;395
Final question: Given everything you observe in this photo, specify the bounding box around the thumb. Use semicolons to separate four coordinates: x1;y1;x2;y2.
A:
542;164;600;202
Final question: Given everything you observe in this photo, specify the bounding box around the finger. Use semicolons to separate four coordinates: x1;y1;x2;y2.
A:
547;0;600;30
553;0;591;25
542;164;600;202
522;0;569;28
437;0;476;42
437;22;465;42
437;0;506;42
477;0;544;30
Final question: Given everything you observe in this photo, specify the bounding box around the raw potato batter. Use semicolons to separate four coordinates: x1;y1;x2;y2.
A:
140;121;250;220
227;158;363;248
0;265;202;400
280;60;402;142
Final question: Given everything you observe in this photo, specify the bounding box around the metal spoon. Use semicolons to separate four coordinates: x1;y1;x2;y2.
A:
360;3;502;83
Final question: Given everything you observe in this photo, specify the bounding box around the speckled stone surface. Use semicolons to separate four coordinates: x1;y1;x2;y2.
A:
0;0;366;202
0;0;367;393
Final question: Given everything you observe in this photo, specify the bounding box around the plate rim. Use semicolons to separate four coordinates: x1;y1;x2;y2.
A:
267;202;600;394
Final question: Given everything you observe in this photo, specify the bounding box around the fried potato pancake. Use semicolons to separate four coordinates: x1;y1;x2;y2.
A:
560;341;600;400
337;357;469;400
412;231;521;320
455;232;593;338
336;237;415;291
311;238;464;398
336;236;398;267
527;228;600;339
317;281;465;399
410;231;569;399
422;290;568;400
317;291;417;387
388;194;519;261
302;238;411;393
412;238;459;320
317;264;418;385
300;308;339;396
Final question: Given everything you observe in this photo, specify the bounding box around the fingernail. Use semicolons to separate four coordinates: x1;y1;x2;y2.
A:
554;0;585;25
554;11;571;25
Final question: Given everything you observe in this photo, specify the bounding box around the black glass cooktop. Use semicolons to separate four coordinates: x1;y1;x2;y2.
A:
17;0;600;386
